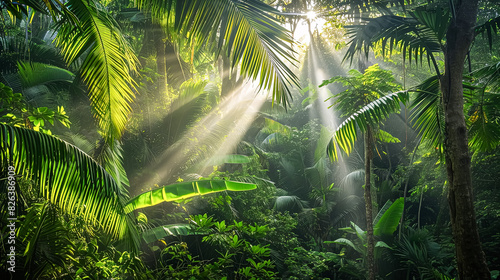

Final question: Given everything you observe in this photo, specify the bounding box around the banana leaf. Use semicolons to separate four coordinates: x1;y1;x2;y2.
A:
125;180;257;213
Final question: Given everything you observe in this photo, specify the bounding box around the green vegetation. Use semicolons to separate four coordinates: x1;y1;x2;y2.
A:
1;0;500;279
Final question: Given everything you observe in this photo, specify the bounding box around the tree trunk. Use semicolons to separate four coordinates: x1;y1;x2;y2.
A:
138;23;167;93
220;53;237;98
440;1;490;279
153;26;167;94
364;128;375;280
165;39;191;88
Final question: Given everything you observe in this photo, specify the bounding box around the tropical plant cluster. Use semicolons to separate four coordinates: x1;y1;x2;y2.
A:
1;0;500;279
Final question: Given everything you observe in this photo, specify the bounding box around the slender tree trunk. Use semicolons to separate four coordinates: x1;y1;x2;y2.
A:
220;53;240;98
364;128;375;280
153;26;167;94
440;1;490;279
165;39;191;88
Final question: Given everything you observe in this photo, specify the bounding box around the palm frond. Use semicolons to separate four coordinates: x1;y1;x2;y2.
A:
475;16;500;49
0;36;67;75
337;0;413;15
18;202;74;279
1;0;77;23
55;0;138;143
327;91;410;161
343;9;448;74
409;76;444;150
273;195;306;213
0;124;133;240
17;61;74;89
94;139;130;201
136;0;299;106
14;62;74;103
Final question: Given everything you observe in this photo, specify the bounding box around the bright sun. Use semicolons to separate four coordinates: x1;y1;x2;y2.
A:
293;11;324;45
306;11;317;20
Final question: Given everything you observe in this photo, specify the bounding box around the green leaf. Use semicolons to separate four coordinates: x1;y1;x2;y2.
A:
141;224;197;244
0;124;135;241
135;0;299;106
373;197;404;236
17;61;74;90
55;0;138;142
376;129;401;143
208;154;251;165
329;238;361;254
327;91;409;161
124;180;257;213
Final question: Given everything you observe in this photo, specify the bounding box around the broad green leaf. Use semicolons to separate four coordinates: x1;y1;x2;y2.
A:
373;197;404;236
328;238;361;254
125;180;257;213
208;154;251;165
141;224;197;244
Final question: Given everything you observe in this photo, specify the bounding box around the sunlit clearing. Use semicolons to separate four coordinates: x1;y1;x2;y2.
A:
138;82;267;189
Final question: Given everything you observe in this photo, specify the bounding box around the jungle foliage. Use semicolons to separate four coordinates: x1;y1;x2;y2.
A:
1;0;500;279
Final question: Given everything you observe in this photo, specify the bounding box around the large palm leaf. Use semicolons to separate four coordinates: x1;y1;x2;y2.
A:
467;62;500;152
408;75;444;150
325;90;410;161
0;36;67;75
9;62;75;103
55;0;138;143
343;8;449;74
1;0;76;22
0;123;132;240
136;0;299;106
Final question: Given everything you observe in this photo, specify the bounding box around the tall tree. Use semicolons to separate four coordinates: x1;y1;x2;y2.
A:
440;1;490;278
320;64;402;280
327;0;498;277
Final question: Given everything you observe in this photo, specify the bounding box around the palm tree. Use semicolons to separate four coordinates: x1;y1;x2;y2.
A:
336;2;500;278
320;64;402;280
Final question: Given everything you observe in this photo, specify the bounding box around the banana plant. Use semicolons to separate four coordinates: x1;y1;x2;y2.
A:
325;197;404;262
